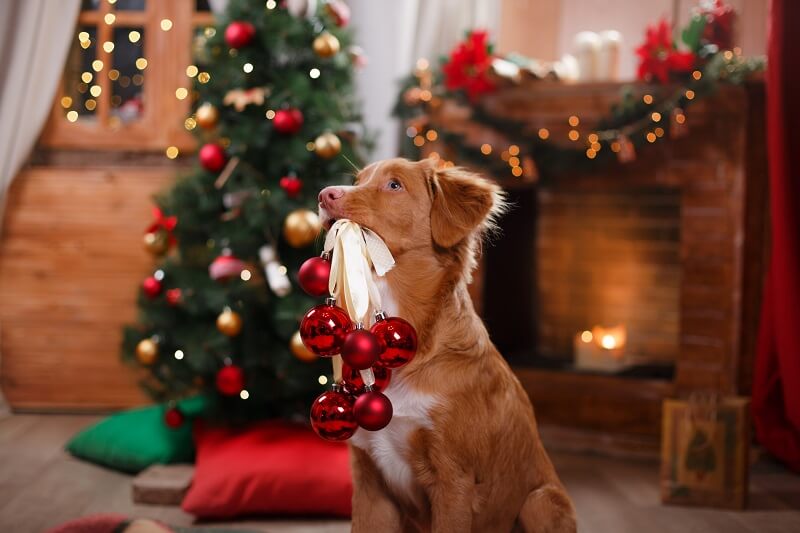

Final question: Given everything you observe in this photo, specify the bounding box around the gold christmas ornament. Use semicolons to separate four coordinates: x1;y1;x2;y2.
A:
216;308;243;336
136;338;159;365
312;31;340;58
283;208;321;248
314;132;341;159
195;102;219;129
143;229;169;255
290;330;317;362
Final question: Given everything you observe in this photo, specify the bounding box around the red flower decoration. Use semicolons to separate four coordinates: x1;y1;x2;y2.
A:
635;19;696;83
699;0;736;50
442;30;496;102
146;207;178;246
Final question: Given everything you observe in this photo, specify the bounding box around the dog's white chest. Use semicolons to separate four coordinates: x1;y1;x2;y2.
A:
350;376;437;501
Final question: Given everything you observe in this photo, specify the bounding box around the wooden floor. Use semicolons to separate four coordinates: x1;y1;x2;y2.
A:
1;415;799;533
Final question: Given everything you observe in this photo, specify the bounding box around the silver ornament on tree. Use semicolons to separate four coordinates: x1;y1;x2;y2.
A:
259;244;291;297
287;0;317;18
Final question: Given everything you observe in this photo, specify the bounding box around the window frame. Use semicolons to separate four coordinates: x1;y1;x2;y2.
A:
40;0;214;152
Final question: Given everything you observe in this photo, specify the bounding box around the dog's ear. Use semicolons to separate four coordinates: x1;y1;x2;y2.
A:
427;164;502;248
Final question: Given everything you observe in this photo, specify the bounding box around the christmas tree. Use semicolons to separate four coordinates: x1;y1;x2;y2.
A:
122;0;367;424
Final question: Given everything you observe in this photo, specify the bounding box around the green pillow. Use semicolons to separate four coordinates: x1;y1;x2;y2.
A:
66;396;209;474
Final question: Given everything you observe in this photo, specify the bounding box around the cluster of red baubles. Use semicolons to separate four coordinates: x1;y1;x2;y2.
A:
297;254;418;440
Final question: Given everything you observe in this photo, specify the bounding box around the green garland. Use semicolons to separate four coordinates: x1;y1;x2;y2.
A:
394;51;765;182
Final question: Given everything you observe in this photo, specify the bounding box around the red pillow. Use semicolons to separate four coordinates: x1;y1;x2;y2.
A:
182;420;352;518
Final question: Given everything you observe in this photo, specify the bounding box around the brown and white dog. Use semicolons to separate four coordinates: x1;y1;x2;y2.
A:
318;158;576;533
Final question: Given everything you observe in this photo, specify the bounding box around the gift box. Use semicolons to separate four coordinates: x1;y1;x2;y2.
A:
660;395;750;509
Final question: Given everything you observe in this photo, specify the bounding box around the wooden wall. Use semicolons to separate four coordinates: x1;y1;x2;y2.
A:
0;167;174;410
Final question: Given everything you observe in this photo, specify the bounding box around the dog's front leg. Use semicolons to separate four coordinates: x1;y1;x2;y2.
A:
350;446;403;533
429;473;475;533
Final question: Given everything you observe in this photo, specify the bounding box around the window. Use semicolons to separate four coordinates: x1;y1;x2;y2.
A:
41;0;214;151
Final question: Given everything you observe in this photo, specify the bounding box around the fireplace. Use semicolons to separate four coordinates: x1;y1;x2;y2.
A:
424;82;768;453
486;185;682;379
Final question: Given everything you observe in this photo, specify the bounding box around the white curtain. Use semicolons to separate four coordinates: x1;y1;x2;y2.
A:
0;0;81;199
0;0;81;415
350;0;499;160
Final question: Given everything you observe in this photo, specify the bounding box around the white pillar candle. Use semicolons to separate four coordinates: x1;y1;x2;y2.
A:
573;31;601;82
597;30;623;81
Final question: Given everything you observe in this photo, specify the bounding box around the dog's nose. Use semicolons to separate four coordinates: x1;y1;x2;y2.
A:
319;186;345;205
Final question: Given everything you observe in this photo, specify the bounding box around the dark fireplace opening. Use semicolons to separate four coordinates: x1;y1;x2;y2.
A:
483;185;680;381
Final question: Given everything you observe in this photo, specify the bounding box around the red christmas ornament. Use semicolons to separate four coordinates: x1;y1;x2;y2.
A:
199;143;227;172
224;21;256;49
342;328;381;370
209;253;245;281
300;299;352;356
165;288;183;306
298;256;331;297
342;363;391;395
325;0;351;27
216;364;245;396
371;314;418;368
142;276;162;299
354;390;393;431
309;387;358;441
279;175;303;198
164;407;184;428
272;108;304;135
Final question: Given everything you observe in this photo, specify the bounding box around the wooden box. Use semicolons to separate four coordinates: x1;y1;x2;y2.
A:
660;396;750;509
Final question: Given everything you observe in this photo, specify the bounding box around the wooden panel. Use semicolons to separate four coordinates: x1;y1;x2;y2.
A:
0;167;174;410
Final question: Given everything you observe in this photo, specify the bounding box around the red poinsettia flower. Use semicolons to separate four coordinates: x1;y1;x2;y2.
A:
635;19;696;83
442;30;496;102
699;0;736;50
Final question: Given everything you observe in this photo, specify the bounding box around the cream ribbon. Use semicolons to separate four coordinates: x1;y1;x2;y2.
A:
323;219;395;386
324;219;395;324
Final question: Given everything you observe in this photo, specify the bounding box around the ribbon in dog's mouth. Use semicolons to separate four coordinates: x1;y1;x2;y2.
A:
296;219;418;440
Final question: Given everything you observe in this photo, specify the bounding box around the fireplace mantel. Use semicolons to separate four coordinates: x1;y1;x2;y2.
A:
420;81;768;453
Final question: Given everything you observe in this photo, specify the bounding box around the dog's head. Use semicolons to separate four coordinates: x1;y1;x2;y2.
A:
318;158;504;260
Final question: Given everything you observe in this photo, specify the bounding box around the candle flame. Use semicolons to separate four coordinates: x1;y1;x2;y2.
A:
600;334;617;350
581;330;593;343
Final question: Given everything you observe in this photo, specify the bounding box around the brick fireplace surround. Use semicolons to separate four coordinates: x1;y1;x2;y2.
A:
422;81;768;454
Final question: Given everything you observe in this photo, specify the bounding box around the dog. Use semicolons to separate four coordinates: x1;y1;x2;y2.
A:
318;158;576;533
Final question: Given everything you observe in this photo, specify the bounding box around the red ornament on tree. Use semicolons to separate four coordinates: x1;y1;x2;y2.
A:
199;143;227;172
354;390;393;431
300;298;352;356
209;252;245;281
279;175;303;198
224;21;256;49
342;328;381;370
165;288;183;306
272;108;304;135
635;18;696;83
142;276;162;299
342;363;391;395
309;387;358;441
298;256;331;297
371;313;418;368
164;406;184;428
216;364;245;396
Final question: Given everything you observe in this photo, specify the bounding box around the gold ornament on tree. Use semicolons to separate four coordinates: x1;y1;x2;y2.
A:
216;307;243;336
283;208;321;248
290;330;317;362
195;102;219;129
136;338;159;365
314;132;341;159
313;31;340;58
143;229;169;255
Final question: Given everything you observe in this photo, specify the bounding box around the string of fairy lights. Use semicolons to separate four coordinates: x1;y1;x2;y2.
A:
397;48;764;180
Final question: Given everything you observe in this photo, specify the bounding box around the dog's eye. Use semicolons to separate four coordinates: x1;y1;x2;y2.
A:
385;179;403;191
